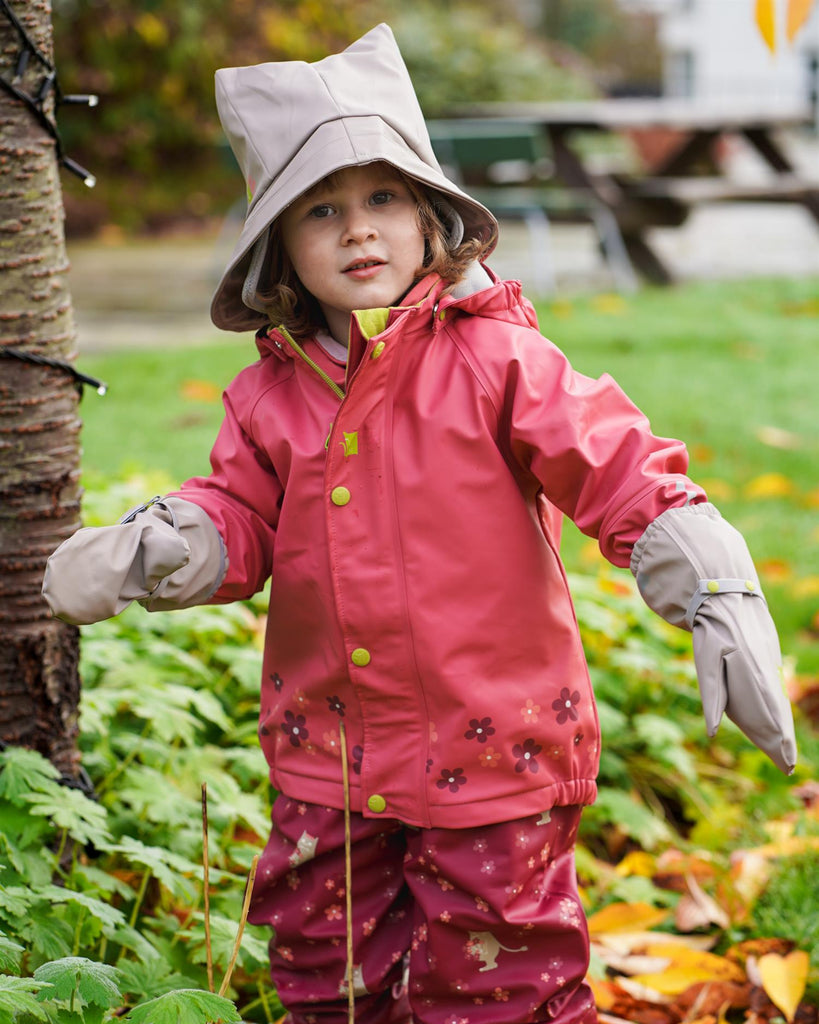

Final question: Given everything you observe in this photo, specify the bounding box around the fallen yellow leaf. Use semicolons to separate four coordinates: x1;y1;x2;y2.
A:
758;950;809;1022
587;901;669;935
751;835;819;859
549;299;574;319
755;0;777;51
699;477;735;502
645;942;745;982
594;929;715;957
791;576;819;598
614;851;655;878
755;425;803;450
590;293;628;315
744;472;797;499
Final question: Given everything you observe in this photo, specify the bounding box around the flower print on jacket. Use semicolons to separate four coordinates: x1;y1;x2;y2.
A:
352;745;363;775
464;717;495;743
270;673;284;692
552;687;581;725
478;746;501;768
513;738;542;774
281;710;309;747
521;698;541;724
326;695;346;716
436;767;467;793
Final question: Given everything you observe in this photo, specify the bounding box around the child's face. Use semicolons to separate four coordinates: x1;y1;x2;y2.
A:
279;163;426;344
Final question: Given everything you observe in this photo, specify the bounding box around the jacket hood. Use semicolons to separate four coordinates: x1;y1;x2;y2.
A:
210;23;499;334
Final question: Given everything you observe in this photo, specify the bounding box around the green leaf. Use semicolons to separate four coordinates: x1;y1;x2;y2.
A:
22;914;74;962
0;886;33;921
33;958;122;1008
0;975;51;1022
116;957;200;1001
0;748;59;803
0;803;54;852
126;989;242;1024
185;913;269;971
71;864;136;901
41;887;127;933
101;837;199;899
24;789;111;847
585;788;673;850
0;936;24;975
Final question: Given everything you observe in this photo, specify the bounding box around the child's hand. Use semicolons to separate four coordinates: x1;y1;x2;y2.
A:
691;587;795;773
42;497;225;624
631;502;797;774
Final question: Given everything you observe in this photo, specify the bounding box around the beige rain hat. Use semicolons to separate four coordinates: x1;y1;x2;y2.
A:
210;23;498;332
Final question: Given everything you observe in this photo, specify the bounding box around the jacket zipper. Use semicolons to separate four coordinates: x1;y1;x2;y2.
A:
276;325;346;401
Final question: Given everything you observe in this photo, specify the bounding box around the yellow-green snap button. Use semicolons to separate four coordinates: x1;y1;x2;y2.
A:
367;794;386;813
371;341;386;359
745;580;756;591
707;580;720;594
330;486;351;506
351;647;371;667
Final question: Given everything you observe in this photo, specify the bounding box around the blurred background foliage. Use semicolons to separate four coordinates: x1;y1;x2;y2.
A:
52;0;660;235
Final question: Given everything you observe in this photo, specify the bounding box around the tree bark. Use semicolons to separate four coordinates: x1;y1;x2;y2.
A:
0;0;82;776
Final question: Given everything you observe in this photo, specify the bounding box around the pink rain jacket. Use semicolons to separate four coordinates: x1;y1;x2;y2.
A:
170;271;706;829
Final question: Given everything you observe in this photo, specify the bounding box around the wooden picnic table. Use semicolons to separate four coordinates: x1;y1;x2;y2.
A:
449;99;819;284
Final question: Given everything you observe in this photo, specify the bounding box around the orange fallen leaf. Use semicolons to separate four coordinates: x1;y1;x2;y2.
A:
758;558;793;583
757;949;809;1022
743;472;797;499
586;975;620;1010
587;901;669;935
787;0;816;42
180;378;221;402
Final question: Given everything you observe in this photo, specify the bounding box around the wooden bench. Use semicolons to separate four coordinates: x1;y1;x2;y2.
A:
426;118;638;292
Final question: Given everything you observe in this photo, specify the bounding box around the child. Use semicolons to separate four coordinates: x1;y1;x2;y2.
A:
43;24;796;1024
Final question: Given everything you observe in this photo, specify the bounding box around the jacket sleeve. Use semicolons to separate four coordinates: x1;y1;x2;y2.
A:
498;330;707;567
165;386;281;602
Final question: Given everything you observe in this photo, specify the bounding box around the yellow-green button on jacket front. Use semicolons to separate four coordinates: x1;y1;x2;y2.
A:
351;647;371;667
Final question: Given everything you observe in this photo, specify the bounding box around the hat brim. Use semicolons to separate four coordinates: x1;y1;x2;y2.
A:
210;115;498;332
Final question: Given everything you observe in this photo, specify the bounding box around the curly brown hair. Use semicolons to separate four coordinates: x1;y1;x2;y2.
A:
252;165;496;341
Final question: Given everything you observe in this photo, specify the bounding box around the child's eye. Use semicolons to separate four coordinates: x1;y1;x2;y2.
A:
370;190;394;206
309;203;335;219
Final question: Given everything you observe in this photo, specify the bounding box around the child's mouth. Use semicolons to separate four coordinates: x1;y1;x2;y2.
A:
343;259;385;279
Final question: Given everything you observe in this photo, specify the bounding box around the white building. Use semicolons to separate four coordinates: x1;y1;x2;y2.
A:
622;0;819;119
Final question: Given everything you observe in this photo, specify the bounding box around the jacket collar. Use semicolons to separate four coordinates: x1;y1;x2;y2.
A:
255;262;536;362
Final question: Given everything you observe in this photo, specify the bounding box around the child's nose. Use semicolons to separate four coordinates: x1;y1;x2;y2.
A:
342;208;377;244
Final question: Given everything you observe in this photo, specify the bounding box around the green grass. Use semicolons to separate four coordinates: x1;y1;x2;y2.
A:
77;275;819;672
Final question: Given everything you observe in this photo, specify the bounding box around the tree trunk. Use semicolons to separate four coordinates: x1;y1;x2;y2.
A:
0;0;82;777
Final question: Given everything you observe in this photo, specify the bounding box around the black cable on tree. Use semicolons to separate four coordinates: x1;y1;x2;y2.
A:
0;0;106;399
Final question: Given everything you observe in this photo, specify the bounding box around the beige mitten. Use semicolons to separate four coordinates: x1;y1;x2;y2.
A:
42;497;226;625
630;502;796;774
